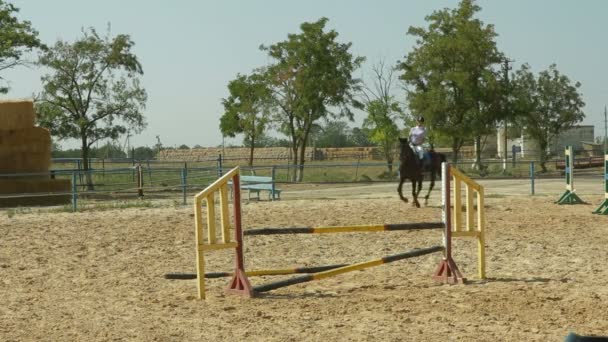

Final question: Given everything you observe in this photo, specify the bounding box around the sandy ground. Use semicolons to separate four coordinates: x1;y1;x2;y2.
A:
1;177;608;341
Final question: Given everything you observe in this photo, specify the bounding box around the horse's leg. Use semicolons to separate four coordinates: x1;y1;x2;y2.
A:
424;171;435;206
398;173;408;203
411;178;420;208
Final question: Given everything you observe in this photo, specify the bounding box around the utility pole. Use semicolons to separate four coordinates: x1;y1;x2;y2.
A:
501;58;514;171
155;135;162;155
604;106;607;154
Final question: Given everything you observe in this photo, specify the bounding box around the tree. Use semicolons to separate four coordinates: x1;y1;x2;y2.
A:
131;146;156;160
261;17;364;181
364;100;401;172
243;132;290;148
178;144;190;150
0;1;44;93
36;28;147;189
362;61;404;173
512;64;585;172
349;127;372;147
314;120;352;148
92;142;126;158
220;73;271;166
399;0;505;163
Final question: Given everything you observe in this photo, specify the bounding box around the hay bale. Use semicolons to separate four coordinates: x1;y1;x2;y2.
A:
0;127;51;174
0;99;35;130
0;178;71;207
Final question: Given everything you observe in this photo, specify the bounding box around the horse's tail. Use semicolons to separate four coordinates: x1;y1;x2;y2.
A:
437;153;447;177
439;153;446;164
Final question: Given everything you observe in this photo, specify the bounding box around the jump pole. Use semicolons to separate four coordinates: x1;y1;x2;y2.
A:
556;146;585;204
592;154;608;215
244;222;443;236
253;246;444;293
164;263;351;280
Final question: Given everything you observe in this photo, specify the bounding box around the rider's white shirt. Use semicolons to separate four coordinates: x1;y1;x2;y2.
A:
409;126;426;146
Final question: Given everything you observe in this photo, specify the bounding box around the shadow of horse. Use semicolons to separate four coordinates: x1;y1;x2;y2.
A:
397;137;446;208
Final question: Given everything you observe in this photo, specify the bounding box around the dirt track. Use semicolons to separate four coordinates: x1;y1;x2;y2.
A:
1;178;608;341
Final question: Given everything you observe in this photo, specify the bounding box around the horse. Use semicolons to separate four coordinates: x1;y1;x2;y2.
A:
397;137;446;208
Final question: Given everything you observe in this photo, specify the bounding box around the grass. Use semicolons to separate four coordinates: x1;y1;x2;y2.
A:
484;194;509;199
6;207;32;218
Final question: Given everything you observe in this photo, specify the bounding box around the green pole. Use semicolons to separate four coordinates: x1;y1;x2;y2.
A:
529;162;535;195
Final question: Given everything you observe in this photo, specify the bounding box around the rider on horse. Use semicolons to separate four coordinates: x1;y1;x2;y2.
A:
408;116;427;168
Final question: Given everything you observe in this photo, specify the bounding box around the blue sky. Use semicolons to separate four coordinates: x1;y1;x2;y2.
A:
2;0;607;149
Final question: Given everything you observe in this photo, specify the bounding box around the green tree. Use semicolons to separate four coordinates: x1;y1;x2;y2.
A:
364;100;401;173
349;127;372;147
36;28;147;189
399;0;505;163
512;64;585;172
362;61;403;173
261;17;364;181
91;142;126;158
243;133;291;148
130;146;156;160
220;73;271;166
314;120;352;148
0;1;44;93
178;144;190;150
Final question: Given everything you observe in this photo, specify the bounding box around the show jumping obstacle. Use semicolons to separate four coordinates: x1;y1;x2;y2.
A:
592;154;608;215
435;164;486;283
179;164;486;299
192;167;253;299
556;146;585;205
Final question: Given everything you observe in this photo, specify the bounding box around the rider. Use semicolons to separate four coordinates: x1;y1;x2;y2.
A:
409;116;427;167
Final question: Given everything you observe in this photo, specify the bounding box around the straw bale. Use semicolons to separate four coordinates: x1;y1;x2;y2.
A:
0;127;51;173
0;99;35;130
0;178;71;207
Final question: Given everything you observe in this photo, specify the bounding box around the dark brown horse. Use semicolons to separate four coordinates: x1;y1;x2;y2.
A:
397;137;446;207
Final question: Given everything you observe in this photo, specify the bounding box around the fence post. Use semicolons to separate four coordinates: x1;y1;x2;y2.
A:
529;161;535;195
271;166;276;201
147;159;153;185
71;172;78;212
217;154;223;178
512;145;516;167
137;164;144;198
181;167;188;205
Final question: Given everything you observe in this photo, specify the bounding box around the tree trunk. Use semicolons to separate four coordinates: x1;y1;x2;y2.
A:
383;141;393;174
296;141;306;182
474;135;483;172
248;136;254;167
291;144;298;182
81;133;94;191
451;138;462;163
539;141;548;172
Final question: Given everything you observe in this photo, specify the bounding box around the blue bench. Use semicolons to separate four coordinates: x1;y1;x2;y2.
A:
240;175;281;201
